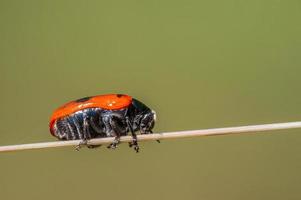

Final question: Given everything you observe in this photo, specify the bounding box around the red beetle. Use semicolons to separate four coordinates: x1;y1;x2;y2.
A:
49;94;156;152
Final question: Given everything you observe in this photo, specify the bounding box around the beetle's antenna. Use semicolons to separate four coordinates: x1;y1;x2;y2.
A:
0;121;300;153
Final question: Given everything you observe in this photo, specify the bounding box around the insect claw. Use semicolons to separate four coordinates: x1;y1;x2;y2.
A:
107;137;120;150
134;145;139;153
75;139;88;151
128;142;133;147
107;143;117;149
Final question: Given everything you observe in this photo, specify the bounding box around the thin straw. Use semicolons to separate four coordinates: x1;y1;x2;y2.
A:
0;121;300;153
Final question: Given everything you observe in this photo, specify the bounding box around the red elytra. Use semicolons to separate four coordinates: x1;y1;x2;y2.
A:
49;94;132;133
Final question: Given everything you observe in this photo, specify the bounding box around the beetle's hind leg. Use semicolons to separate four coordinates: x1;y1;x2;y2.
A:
76;113;101;150
76;139;88;151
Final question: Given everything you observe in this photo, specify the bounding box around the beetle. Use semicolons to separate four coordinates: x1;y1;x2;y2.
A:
49;94;156;152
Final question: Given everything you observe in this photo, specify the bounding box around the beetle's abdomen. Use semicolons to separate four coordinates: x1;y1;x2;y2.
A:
51;108;106;140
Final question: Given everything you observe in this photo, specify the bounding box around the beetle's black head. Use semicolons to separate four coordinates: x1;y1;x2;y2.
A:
130;98;156;134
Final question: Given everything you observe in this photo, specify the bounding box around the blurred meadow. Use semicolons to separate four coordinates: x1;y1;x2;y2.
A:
0;0;301;199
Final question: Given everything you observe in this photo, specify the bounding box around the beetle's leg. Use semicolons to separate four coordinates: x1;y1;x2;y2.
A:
89;114;106;137
107;136;120;149
61;116;86;142
83;113;102;149
84;115;102;148
76;139;100;150
76;113;100;150
69;116;86;151
76;139;88;151
85;115;102;148
106;116;123;150
126;117;139;153
75;114;89;150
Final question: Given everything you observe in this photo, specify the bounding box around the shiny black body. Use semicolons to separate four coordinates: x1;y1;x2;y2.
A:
52;98;156;152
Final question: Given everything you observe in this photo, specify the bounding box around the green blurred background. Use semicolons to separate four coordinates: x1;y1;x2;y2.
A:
1;1;301;199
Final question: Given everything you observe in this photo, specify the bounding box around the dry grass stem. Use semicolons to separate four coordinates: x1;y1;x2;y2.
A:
0;121;300;153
